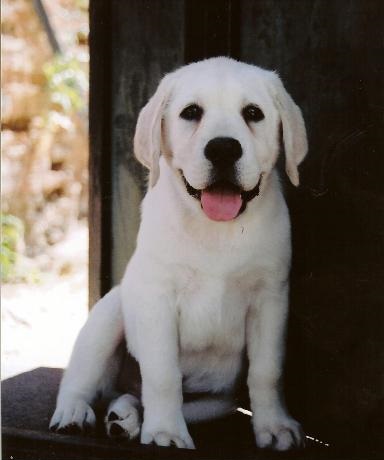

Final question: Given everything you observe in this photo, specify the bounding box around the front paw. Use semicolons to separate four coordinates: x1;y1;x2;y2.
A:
141;415;195;449
254;414;304;451
49;400;96;434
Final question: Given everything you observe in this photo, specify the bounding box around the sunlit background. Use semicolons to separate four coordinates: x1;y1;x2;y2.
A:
1;0;89;379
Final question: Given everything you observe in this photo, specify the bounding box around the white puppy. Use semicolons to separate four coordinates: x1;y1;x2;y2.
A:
50;57;307;451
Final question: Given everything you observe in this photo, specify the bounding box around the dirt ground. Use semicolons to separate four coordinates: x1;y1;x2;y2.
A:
1;222;88;379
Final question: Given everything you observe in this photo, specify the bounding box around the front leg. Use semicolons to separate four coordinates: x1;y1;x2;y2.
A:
247;281;304;451
50;287;124;432
121;272;195;449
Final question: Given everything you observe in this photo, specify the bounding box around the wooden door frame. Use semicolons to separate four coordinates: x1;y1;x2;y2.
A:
88;0;240;305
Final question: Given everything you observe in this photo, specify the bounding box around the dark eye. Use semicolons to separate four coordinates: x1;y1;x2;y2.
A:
180;104;203;121
242;104;264;123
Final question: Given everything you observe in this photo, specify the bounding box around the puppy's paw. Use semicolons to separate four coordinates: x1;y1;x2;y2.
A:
105;394;141;440
141;429;195;449
49;400;96;434
254;415;304;451
141;415;195;449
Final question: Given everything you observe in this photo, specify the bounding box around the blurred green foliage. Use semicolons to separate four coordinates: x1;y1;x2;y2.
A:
1;214;40;283
1;213;24;281
44;55;87;114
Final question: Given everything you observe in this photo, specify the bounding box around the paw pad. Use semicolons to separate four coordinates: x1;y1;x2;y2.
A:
108;411;119;422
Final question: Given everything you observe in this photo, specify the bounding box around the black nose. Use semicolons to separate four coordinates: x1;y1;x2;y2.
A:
204;137;242;169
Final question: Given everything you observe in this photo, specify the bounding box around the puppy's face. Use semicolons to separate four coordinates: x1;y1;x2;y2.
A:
134;58;307;222
164;62;281;220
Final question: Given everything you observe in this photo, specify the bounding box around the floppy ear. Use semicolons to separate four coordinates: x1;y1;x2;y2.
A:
268;73;308;186
134;74;173;187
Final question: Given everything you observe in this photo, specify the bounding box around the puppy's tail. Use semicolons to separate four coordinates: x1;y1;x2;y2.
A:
183;396;236;423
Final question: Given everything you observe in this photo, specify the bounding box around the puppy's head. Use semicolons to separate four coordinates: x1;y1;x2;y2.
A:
134;57;307;221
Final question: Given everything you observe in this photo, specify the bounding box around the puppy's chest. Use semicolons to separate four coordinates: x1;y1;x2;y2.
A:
177;274;249;353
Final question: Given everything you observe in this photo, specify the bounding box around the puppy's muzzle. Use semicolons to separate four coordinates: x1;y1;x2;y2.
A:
182;138;261;221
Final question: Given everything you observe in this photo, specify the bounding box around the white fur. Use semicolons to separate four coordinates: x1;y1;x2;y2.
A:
50;57;307;451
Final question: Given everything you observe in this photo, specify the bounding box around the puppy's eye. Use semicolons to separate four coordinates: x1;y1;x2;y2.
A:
180;104;203;121
242;104;264;123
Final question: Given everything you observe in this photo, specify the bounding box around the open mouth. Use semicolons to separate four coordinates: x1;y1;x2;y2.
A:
181;174;262;221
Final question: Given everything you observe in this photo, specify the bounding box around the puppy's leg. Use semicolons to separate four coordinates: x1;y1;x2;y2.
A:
247;282;304;451
121;274;195;449
105;393;141;439
50;286;124;433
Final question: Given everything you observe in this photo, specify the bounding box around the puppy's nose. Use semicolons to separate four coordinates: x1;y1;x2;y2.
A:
204;137;242;168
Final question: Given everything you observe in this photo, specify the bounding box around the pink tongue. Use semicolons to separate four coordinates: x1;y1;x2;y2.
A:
201;189;243;221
